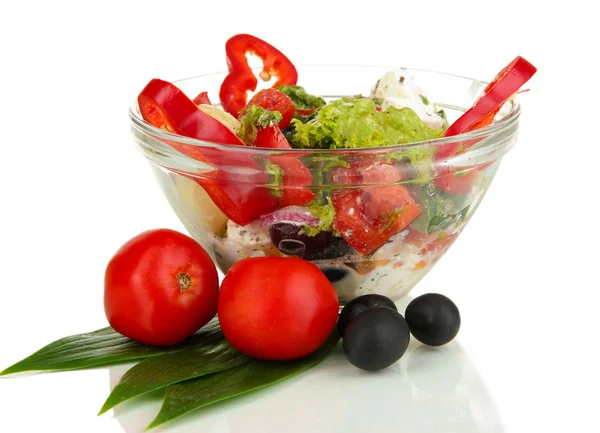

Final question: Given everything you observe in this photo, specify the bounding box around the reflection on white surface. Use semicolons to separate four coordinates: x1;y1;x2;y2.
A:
108;298;503;433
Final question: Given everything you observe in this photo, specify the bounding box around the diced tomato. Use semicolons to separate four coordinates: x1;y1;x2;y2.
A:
270;153;314;207
329;157;403;186
254;125;291;149
354;158;404;185
434;165;479;195
242;88;295;128
332;185;421;255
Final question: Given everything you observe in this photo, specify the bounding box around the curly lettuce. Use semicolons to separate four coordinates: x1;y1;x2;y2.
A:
291;97;443;149
299;196;336;237
277;85;326;122
238;106;282;145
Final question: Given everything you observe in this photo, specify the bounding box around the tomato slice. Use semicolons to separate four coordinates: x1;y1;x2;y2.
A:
138;79;278;225
219;34;298;118
332;185;421;255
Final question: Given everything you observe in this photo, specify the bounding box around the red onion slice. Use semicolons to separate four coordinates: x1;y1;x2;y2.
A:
259;206;319;227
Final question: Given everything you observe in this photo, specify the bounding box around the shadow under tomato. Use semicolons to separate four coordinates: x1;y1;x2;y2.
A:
106;297;504;433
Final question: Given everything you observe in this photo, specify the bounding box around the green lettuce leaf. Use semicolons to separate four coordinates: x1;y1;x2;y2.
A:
264;160;285;198
299;196;336;237
291;97;443;149
277;85;326;122
238;106;282;145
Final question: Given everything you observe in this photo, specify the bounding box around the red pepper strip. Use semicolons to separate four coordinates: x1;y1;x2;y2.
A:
332;185;421;255
434;56;537;194
444;56;537;138
219;34;298;118
138;79;242;147
138;79;278;225
437;56;537;159
192;91;211;106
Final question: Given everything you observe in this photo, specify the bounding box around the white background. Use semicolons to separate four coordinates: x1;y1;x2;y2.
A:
0;1;598;432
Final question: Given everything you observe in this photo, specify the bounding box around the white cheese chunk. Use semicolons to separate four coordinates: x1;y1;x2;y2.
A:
382;97;445;130
371;71;445;130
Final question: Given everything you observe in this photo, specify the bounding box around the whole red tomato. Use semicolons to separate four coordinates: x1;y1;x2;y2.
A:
218;257;339;360
104;229;219;346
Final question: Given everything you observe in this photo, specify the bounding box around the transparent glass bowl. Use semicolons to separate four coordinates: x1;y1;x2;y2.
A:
130;65;520;303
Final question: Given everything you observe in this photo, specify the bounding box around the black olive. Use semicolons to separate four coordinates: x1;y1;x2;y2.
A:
269;223;357;260
281;125;297;142
343;307;410;371
321;267;349;284
269;223;332;257
303;236;356;261
337;294;397;336
405;293;460;346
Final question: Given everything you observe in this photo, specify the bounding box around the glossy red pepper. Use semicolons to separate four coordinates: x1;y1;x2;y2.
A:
435;56;537;194
444;56;537;138
219;34;298;118
138;79;242;147
138;79;278;225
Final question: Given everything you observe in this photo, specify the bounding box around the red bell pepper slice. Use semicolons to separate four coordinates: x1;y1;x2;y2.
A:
138;79;242;147
444;56;537;138
434;56;537;194
192;91;211;106
219;34;298;118
331;185;421;255
138;79;278;225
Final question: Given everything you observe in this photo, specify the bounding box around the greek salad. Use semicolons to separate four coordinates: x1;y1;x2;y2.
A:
137;34;536;301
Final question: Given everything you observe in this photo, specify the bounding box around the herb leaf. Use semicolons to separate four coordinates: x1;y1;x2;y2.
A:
1;321;221;376
146;331;340;430
99;336;251;414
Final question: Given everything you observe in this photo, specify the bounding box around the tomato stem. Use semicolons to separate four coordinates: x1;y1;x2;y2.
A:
176;273;193;293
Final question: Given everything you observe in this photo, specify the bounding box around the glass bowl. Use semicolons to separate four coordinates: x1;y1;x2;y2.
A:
130;65;520;303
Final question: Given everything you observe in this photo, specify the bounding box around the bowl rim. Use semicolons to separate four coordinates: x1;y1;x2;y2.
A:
129;65;520;159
